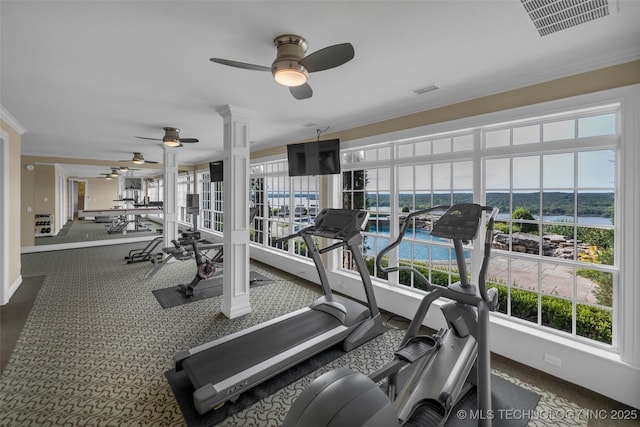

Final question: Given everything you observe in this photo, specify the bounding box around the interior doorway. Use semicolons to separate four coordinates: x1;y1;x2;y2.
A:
69;179;88;220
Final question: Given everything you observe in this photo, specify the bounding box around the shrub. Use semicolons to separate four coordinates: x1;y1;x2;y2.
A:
488;284;611;344
576;304;612;343
370;260;613;344
512;207;537;233
367;257;459;290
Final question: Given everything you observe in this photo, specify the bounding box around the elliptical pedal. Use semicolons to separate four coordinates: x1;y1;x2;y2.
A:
395;330;443;363
403;399;447;427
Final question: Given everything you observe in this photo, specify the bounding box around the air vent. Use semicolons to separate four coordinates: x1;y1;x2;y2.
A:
521;0;613;36
413;84;439;95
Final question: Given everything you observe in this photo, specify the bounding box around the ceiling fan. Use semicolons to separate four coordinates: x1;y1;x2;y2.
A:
119;152;159;165
100;168;121;178
135;127;199;147
113;165;139;172
210;34;355;100
99;168;120;180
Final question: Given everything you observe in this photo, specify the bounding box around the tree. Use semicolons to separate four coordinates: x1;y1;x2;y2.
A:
512;207;537;233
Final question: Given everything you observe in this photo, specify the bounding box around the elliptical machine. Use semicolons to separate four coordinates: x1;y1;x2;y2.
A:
283;203;499;427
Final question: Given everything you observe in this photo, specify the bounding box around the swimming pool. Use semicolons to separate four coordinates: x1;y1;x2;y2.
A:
363;225;469;261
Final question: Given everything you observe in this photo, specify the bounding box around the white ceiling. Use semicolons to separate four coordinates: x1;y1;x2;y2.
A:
2;1;640;175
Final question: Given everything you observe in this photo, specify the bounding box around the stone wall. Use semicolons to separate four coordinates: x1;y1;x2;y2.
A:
492;231;592;259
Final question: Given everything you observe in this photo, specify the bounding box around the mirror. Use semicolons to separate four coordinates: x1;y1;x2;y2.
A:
24;162;165;251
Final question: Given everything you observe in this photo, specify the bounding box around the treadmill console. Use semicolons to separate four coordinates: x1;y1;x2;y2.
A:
431;204;482;241
310;209;369;240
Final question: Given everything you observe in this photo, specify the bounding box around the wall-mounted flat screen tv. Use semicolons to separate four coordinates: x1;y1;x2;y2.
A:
186;193;199;214
287;139;340;177
124;177;143;190
209;161;223;182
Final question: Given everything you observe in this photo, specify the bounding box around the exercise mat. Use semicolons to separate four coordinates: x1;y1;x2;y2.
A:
390;366;541;427
152;271;272;309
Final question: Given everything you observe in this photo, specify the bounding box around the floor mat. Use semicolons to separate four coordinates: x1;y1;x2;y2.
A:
152;271;273;309
447;373;541;426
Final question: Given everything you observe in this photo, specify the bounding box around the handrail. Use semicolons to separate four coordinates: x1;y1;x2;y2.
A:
376;204;498;306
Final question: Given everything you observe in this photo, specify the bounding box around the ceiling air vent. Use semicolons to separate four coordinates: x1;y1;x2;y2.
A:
413;84;439;95
521;0;613;36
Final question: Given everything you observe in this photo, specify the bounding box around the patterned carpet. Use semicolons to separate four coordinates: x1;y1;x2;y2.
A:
35;218;162;246
0;243;589;426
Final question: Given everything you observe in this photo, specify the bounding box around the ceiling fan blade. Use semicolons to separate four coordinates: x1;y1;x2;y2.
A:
179;138;199;143
299;43;354;73
290;83;313;100
144;160;159;164
210;58;271;72
135;136;162;141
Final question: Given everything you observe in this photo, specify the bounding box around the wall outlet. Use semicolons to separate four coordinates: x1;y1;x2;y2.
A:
544;353;562;367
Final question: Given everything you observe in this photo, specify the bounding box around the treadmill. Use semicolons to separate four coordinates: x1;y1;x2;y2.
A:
174;208;387;415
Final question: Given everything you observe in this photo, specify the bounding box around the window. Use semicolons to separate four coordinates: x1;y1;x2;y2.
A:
177;172;194;224
341;104;620;346
483;107;617;345
249;160;321;258
198;171;212;230
197;171;223;232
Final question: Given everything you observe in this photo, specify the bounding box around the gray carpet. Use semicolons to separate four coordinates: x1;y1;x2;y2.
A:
0;275;46;374
0;243;590;426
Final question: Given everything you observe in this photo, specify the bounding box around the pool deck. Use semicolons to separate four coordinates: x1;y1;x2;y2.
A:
486;256;600;304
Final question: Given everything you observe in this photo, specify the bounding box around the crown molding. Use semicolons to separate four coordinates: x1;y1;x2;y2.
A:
0;104;26;135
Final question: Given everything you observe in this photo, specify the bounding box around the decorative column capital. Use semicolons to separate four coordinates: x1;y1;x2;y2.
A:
216;104;255;120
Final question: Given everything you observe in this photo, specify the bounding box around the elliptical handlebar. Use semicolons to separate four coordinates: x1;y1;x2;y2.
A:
376;205;451;276
376;204;498;307
478;206;499;305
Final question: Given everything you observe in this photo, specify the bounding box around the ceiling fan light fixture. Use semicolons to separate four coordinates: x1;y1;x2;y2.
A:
132;153;145;165
272;35;308;87
105;176;112;180
163;138;181;147
162;127;182;147
273;62;308;87
110;170;119;177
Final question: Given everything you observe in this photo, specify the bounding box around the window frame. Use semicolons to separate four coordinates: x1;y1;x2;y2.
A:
335;87;640;355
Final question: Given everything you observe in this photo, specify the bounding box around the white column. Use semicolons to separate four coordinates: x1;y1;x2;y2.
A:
218;105;252;319
163;147;179;249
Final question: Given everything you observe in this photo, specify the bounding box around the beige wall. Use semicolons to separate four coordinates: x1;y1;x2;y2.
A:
20;158;35;247
33;164;56;218
251;60;640;159
84;177;118;210
1;118;22;294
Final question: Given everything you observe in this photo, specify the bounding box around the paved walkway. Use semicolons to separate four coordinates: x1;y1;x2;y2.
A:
486;256;600;304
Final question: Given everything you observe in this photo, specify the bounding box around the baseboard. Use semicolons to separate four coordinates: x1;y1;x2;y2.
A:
2;274;22;305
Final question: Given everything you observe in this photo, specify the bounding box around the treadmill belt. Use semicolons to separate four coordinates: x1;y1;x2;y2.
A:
165;344;347;426
183;309;342;390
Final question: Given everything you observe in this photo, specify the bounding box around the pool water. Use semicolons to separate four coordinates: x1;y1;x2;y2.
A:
363;225;469;261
